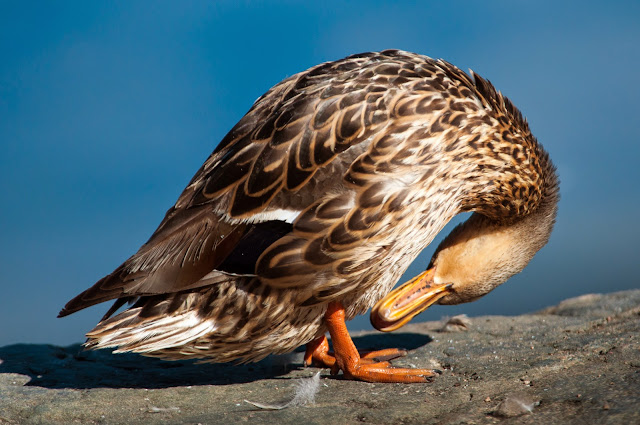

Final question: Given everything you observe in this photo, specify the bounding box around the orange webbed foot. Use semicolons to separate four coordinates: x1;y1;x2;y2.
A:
304;335;337;372
342;361;438;383
360;347;408;362
305;301;439;383
304;336;409;375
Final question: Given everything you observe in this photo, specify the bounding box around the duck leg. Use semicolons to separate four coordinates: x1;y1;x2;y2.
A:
304;335;337;371
306;301;438;383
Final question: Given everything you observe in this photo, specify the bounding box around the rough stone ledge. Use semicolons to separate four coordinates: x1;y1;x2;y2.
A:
1;290;639;424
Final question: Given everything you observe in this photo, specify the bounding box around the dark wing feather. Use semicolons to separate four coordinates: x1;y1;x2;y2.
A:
216;221;293;274
58;207;248;317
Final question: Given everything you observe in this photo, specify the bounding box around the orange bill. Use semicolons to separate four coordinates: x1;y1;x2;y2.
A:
370;268;452;332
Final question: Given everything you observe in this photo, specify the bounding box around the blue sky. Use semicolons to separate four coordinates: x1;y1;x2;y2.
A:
1;1;639;346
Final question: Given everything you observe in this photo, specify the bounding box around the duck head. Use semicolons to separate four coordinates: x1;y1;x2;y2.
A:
370;190;558;332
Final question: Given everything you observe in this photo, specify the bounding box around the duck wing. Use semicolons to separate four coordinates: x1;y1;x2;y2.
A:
59;50;445;317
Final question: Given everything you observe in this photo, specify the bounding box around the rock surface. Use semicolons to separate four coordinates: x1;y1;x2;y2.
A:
1;290;639;424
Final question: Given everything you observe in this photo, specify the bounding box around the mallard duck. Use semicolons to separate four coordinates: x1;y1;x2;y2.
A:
59;50;558;383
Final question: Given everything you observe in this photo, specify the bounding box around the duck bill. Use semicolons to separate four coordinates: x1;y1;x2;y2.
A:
370;268;452;332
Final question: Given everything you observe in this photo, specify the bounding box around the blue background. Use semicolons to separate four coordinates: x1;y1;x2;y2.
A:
1;1;639;346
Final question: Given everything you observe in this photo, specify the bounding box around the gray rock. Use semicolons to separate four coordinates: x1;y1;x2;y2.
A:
1;290;639;424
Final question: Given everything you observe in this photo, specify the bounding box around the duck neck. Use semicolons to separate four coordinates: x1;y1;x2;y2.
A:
429;151;559;305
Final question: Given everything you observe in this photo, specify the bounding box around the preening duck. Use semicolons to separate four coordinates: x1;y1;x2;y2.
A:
59;50;558;383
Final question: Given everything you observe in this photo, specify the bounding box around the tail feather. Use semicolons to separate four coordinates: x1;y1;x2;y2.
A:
85;309;217;354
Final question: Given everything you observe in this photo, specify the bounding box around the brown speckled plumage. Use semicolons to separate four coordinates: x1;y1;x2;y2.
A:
59;50;558;363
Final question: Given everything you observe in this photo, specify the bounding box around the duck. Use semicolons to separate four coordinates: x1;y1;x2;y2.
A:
58;49;559;383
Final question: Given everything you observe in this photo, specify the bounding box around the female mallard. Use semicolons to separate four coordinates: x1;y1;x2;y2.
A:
59;50;558;383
